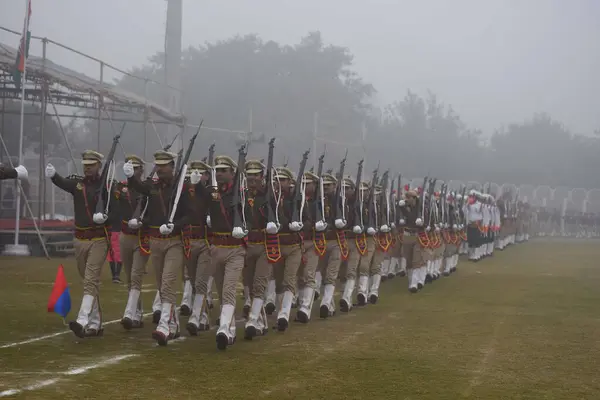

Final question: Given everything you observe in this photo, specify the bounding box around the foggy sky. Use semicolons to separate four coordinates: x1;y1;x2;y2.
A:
1;0;599;136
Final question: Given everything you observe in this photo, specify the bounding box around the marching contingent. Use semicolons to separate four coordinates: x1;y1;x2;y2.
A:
1;137;533;350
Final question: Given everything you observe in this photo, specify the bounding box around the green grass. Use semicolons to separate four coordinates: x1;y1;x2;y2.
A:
1;241;599;399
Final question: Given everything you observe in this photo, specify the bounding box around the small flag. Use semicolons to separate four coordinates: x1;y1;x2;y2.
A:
47;264;71;318
13;0;32;90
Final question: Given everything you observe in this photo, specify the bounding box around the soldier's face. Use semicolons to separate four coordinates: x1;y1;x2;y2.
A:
201;171;209;183
84;162;101;177
324;183;335;195
133;166;143;179
216;167;234;184
406;195;417;207
305;182;316;196
345;186;355;199
156;162;174;179
277;178;291;193
246;172;262;189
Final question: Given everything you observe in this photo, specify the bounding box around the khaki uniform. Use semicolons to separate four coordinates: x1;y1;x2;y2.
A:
113;158;151;330
399;194;428;293
127;150;189;346
49;150;110;339
193;155;246;350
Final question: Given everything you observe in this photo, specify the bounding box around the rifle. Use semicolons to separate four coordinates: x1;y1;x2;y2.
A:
365;164;379;234
314;148;326;226
380;170;390;230
166;120;203;224
231;143;249;235
264;138;278;230
289;149;310;228
352;159;364;233
418;176;428;224
333;149;348;228
95;122;126;217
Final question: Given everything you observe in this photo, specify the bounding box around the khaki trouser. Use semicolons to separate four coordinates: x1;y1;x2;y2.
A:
74;238;109;297
188;239;212;295
338;242;362;282
244;243;271;298
444;243;458;257
120;233;149;291
274;244;303;294
318;241;342;285
402;234;426;269
357;237;376;277
435;243;446;259
298;240;320;290
150;237;184;304
369;240;386;276
212;246;246;306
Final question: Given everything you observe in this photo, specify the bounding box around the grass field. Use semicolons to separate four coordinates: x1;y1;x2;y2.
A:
1;240;599;399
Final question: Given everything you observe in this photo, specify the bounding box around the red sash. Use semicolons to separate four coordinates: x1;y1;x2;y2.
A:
337;231;349;261
265;233;282;264
313;230;327;257
139;229;151;255
376;232;391;252
355;233;368;256
418;231;430;248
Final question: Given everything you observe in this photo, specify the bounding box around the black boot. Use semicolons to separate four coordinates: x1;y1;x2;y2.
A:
113;262;122;283
109;262;116;281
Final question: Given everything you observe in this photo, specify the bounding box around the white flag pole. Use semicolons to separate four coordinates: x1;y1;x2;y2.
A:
11;0;31;253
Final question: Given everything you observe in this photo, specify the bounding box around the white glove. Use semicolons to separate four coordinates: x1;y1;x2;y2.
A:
453;224;458;230
159;223;174;235
232;226;246;239
123;161;134;178
391;222;396;229
380;224;390;233
435;226;441;232
366;227;376;236
288;221;303;232
315;220;327;232
128;218;141;229
416;217;423;227
93;212;108;224
206;215;211;228
190;169;202;185
45;163;56;178
399;218;406;225
15;165;28;180
334;218;346;229
352;225;363;234
398;199;406;207
426;226;431;232
266;221;279;234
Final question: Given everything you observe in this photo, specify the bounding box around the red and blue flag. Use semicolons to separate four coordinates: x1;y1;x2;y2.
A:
47;264;71;318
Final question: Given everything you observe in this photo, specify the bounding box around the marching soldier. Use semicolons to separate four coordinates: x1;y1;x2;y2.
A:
337;177;360;312
124;150;189;346
295;171;321;323
0;164;28;180
190;155;246;350
317;172;345;319
466;190;483;261
185;160;214;335
46;150;111;338
368;183;388;303
116;155;151;330
355;181;376;305
242;159;271;339
271;166;303;331
399;186;428;293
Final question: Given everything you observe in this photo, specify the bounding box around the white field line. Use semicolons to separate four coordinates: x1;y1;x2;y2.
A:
0;354;138;398
0;318;247;396
0;312;153;349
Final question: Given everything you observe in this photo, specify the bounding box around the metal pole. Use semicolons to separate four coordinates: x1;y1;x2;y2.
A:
312;111;318;168
13;0;31;248
38;38;48;221
97;62;104;151
0;129;50;259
